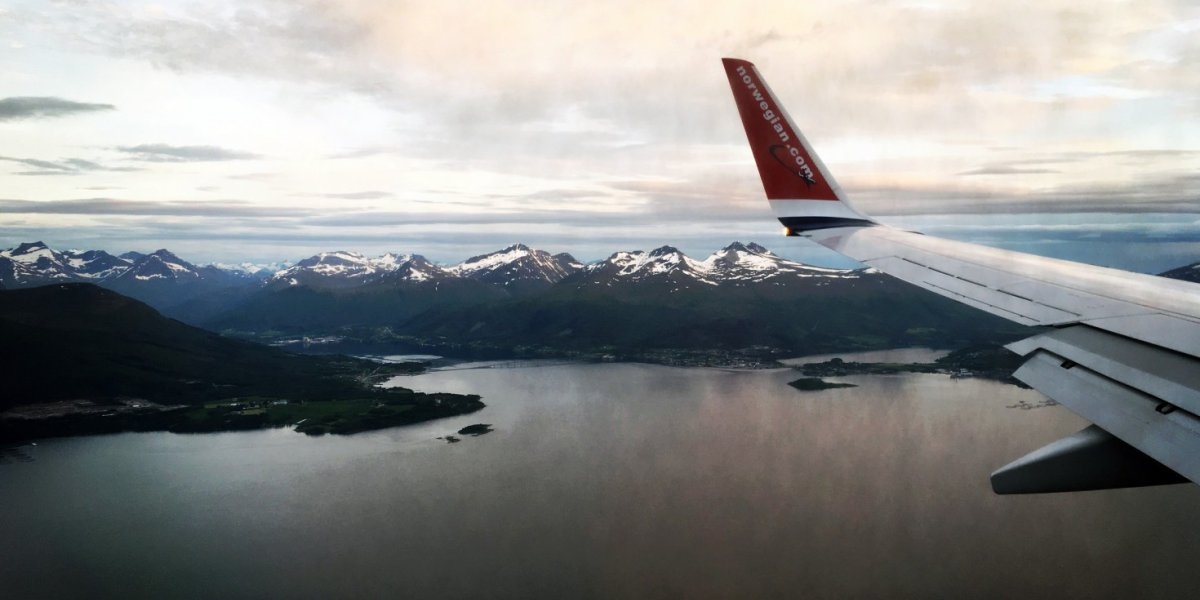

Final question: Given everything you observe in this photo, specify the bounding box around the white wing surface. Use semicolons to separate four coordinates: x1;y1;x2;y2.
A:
722;57;1200;494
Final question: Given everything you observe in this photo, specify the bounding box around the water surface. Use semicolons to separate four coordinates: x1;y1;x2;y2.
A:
780;346;949;365
2;363;1197;598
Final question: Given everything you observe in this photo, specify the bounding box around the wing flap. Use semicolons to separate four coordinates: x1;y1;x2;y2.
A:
1013;349;1200;485
1008;326;1200;416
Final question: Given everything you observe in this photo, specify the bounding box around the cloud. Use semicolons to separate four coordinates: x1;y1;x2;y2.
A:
0;154;140;175
0;96;115;121
958;165;1061;176
500;189;603;201
0;155;73;172
228;172;277;181
3;0;1198;267
328;146;401;159
310;191;395;200
0;198;313;218
115;144;261;162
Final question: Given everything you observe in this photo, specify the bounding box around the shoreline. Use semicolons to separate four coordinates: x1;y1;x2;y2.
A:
3;345;1026;444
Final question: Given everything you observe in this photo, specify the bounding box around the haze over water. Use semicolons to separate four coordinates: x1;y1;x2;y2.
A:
3;362;1198;598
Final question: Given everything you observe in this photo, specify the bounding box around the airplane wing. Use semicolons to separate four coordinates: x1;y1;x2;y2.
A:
722;57;1200;494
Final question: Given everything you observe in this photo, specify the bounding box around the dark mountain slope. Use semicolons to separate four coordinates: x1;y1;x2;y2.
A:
207;277;510;334
1;284;383;408
401;272;1030;355
1160;262;1200;283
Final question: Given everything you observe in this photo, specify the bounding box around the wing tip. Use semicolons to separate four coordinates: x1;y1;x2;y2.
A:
990;424;1188;494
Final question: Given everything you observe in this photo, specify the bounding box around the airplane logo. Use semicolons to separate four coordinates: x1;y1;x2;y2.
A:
768;144;817;186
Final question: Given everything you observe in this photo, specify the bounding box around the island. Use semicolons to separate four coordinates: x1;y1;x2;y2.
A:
457;423;494;436
793;345;1030;388
787;377;858;391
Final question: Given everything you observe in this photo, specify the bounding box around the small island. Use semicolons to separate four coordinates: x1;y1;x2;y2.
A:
457;423;494;436
787;377;858;391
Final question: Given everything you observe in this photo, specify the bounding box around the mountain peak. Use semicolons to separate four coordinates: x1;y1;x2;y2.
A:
118;249;201;281
12;241;49;255
148;249;189;263
450;244;581;287
376;252;413;266
272;250;447;288
295;250;367;269
583;246;711;285
717;241;773;256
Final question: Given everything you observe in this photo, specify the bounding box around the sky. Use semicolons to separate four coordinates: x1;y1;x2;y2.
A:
1;0;1198;272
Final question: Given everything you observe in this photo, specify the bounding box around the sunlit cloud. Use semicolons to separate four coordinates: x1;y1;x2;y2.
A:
0;0;1197;269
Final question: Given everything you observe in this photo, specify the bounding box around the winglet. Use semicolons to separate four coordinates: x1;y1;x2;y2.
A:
722;58;873;233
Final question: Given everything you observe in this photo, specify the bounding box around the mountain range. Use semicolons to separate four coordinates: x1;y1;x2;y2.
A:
4;240;1196;358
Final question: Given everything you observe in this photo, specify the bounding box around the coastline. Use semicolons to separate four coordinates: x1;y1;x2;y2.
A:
2;344;1027;444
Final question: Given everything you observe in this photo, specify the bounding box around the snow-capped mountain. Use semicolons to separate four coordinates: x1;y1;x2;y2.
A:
63;249;133;280
580;242;862;288
449;243;583;288
585;245;714;285
267;245;583;292
0;241;144;287
0;242;264;288
0;241;79;287
110;249;203;283
377;255;454;284
211;261;292;279
2;240;863;294
697;242;861;283
267;251;452;289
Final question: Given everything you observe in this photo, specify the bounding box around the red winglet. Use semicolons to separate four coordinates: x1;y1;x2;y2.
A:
722;58;841;202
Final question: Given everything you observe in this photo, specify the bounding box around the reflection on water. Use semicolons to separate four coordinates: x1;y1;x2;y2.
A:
780;346;950;365
1;364;1197;598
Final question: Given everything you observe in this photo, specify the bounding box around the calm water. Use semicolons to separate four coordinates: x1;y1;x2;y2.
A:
2;363;1198;599
779;346;950;365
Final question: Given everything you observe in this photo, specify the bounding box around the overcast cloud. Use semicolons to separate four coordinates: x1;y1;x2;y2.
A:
0;0;1197;269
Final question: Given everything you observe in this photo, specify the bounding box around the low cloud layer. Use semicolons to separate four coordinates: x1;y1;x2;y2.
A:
115;144;262;162
0;96;115;121
0;198;312;218
0;155;139;176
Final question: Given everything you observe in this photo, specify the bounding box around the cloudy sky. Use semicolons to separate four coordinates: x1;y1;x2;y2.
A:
1;0;1198;271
